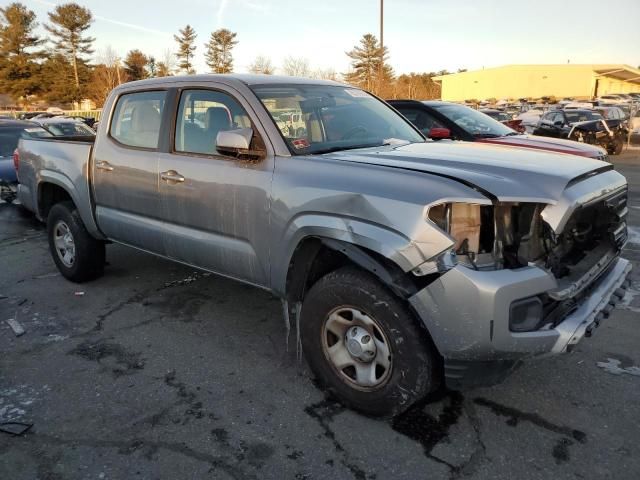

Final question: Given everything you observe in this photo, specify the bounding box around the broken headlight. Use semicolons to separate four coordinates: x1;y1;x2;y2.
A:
427;202;495;268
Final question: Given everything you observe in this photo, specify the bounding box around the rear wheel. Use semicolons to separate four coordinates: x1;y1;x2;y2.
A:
47;201;105;282
301;266;438;417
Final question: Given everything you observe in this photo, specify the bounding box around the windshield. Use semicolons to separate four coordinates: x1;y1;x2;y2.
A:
45;121;95;137
251;85;424;154
430;103;515;137
565;111;601;123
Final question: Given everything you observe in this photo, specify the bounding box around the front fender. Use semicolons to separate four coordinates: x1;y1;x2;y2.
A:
271;213;429;296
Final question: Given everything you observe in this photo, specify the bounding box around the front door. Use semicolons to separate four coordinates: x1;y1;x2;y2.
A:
157;86;274;287
92;90;167;253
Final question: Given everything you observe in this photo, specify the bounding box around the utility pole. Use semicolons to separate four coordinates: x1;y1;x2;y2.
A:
379;0;384;95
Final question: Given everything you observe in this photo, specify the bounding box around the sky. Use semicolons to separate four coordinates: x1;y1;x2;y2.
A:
20;0;640;75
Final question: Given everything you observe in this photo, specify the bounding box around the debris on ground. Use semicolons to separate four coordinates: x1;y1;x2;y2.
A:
0;422;33;436
6;317;25;336
74;291;85;296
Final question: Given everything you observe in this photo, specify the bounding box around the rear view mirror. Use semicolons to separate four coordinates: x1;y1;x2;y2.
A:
428;127;451;140
215;127;257;158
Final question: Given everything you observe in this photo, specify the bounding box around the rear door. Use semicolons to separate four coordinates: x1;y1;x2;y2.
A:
157;85;274;287
92;90;168;253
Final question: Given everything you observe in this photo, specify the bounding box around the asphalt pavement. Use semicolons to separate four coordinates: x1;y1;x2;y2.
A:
1;151;639;480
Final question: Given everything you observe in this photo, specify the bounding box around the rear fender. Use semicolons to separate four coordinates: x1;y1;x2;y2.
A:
37;170;103;239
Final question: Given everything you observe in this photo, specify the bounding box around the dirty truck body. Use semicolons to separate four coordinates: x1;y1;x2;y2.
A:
17;75;631;416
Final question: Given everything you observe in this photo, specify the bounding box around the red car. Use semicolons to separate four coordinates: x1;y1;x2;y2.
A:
388;100;609;161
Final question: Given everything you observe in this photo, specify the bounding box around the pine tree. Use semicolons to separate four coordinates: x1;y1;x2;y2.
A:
45;2;94;97
204;28;237;73
147;56;157;77
344;34;393;94
124;49;149;81
174;24;197;74
0;2;43;103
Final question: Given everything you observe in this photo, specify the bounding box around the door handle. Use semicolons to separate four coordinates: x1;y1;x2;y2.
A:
96;161;114;172
160;170;185;183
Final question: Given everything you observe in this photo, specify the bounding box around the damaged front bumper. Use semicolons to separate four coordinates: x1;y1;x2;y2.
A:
409;256;632;388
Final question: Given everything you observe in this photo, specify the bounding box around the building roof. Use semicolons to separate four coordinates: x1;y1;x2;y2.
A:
434;64;640;85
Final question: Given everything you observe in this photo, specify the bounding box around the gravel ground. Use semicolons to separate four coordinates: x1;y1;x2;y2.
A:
1;151;639;480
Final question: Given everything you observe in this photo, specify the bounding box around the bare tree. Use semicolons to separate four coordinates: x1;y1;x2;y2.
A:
88;45;124;106
281;56;310;77
248;55;274;75
157;48;176;77
311;68;338;81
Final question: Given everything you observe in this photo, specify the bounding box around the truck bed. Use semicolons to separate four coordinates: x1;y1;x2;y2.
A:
17;136;100;237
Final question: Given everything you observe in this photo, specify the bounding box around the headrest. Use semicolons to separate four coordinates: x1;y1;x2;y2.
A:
131;104;161;132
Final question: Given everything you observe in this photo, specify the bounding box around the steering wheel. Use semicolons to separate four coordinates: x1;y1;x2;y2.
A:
342;125;369;140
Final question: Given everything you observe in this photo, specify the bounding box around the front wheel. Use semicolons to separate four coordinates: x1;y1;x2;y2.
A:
47;201;105;282
301;266;439;417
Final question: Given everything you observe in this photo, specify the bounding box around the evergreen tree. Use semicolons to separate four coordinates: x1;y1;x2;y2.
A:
123;49;149;81
204;28;238;73
0;2;43;103
174;24;197;74
147;56;157;77
344;34;393;94
45;2;94;99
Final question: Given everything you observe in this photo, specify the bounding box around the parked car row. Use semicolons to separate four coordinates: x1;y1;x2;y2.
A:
12;74;631;417
532;106;630;155
387;100;608;159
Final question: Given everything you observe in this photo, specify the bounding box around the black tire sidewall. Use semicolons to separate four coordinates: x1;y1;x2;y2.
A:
47;201;104;282
301;267;436;417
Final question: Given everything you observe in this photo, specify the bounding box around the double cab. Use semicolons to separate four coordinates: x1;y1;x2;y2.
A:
16;75;631;416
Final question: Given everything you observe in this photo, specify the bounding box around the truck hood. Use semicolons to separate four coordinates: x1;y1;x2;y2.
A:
325;141;612;204
476;134;605;157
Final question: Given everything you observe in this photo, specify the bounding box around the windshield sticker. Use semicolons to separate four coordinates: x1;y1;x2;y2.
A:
344;89;370;98
291;138;310;149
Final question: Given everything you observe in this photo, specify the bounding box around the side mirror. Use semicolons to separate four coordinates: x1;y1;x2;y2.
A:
554;120;564;127
428;127;451;140
216;127;262;159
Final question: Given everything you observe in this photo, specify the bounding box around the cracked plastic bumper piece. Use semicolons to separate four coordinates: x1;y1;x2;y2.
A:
409;257;632;364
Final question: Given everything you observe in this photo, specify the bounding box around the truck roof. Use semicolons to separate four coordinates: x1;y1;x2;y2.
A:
115;74;345;92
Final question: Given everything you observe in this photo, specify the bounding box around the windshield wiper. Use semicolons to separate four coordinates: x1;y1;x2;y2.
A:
312;142;390;155
473;133;501;138
504;131;521;136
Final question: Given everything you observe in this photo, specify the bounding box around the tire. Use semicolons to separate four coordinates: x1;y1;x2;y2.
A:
47;201;105;282
613;137;624;155
300;266;438;417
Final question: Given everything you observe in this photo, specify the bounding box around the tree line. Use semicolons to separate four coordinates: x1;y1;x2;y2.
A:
0;1;441;109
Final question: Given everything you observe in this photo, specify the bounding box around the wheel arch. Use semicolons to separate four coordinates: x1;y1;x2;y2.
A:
37;171;103;239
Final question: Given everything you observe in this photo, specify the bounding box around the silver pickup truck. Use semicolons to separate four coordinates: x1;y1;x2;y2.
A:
16;75;631;416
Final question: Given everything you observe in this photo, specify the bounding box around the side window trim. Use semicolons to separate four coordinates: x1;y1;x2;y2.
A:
108;89;168;151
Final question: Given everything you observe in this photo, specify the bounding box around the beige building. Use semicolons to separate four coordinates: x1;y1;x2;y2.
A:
434;64;640;102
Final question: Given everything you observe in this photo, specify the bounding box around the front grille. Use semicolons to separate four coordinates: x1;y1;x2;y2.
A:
603;187;628;249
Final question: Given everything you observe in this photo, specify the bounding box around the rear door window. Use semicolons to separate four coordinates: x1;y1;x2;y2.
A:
110;91;166;149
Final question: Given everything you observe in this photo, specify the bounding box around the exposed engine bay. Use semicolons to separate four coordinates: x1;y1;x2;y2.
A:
427;187;628;283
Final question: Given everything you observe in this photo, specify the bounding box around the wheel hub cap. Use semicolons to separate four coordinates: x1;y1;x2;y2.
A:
345;326;376;362
322;307;392;390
